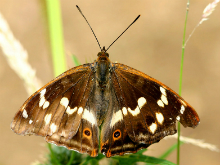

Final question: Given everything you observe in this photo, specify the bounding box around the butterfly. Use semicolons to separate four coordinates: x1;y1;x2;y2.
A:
11;6;200;158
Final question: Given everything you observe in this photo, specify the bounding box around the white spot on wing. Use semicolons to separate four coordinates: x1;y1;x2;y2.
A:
43;101;50;109
39;96;46;107
39;89;47;107
157;100;164;107
176;116;180;121
40;89;46;97
50;123;57;133
44;114;52;125
156;112;164;124
78;107;83;114
161;95;168;105
122;107;127;115
158;87;168;106
127;97;146;116
160;87;166;96
149;123;157;134
110;110;123;127
128;107;140;116
66;106;77;115
22;109;28;118
180;105;185;114
82;109;96;125
60;97;69;108
29;120;33;124
138;97;147;109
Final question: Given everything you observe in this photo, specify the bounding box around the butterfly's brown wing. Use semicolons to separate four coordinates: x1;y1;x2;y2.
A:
100;63;200;157
11;63;99;157
100;83;151;157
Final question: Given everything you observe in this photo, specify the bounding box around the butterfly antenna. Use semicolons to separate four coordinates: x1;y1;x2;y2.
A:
76;5;102;50
106;15;140;51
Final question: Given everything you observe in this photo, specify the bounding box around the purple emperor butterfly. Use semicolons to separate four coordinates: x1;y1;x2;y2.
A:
11;6;200;157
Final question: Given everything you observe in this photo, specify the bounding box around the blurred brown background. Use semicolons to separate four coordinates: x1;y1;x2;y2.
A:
0;0;220;165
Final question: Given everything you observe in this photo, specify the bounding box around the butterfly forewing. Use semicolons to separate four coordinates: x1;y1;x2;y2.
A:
114;63;199;127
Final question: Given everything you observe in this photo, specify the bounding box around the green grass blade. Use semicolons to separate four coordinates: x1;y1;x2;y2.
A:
112;154;176;165
72;54;81;66
177;1;190;164
109;150;175;165
45;0;67;164
66;151;76;165
47;143;62;165
46;0;66;76
160;142;184;160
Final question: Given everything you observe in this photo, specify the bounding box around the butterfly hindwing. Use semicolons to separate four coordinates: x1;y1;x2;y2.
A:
45;116;98;156
100;84;150;157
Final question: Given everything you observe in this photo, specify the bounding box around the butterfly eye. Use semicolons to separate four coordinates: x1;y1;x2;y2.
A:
113;129;121;141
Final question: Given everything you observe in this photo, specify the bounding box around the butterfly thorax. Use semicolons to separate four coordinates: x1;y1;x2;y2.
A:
96;48;111;90
92;48;112;125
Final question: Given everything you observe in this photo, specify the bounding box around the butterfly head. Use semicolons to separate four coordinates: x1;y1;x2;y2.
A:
97;46;109;59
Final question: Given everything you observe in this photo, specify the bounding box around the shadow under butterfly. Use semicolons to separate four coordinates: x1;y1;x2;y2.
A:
11;5;200;157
